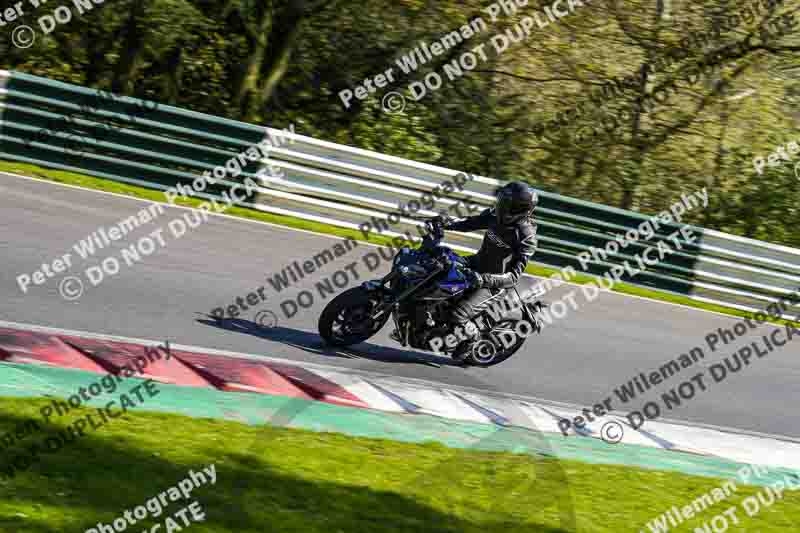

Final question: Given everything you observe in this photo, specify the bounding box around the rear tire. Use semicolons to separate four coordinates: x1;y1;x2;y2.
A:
465;319;528;367
318;287;389;347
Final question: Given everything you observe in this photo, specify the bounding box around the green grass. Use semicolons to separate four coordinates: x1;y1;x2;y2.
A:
1;159;796;327
1;397;799;533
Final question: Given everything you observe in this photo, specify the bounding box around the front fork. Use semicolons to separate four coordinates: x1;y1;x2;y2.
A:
362;265;445;346
362;265;444;316
361;271;398;319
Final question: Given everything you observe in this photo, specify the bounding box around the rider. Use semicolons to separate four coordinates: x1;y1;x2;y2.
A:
438;181;539;360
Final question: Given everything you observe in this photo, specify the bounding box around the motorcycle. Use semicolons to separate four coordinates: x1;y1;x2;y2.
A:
318;218;548;366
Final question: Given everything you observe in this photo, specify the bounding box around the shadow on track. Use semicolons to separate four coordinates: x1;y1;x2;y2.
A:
196;316;461;368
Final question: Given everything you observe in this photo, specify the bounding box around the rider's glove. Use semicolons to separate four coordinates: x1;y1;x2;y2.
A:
425;217;440;231
430;214;455;230
424;216;448;243
463;269;484;290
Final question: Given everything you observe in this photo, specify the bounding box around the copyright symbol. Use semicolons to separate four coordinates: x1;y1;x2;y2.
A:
254;310;278;328
382;92;406;114
600;421;624;444
59;277;84;301
12;26;36;49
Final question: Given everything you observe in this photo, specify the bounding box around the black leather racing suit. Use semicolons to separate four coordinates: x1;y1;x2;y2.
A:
443;207;538;324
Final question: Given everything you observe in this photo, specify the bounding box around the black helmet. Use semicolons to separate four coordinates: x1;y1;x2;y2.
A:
495;181;538;225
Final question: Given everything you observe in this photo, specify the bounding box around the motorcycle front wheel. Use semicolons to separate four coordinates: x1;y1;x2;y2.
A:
318;287;390;347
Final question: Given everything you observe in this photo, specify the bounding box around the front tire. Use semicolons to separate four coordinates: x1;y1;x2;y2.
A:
318;287;389;347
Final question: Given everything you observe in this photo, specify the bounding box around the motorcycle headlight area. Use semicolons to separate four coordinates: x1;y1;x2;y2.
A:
400;264;427;278
393;248;419;267
393;247;412;265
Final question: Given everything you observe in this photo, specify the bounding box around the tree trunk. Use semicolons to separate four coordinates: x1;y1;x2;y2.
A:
111;0;149;95
159;46;184;105
247;0;307;120
231;3;273;119
704;104;730;227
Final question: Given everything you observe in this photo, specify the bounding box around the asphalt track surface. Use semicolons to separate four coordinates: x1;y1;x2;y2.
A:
1;172;798;439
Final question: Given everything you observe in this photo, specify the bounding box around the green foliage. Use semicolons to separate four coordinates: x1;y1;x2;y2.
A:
2;0;798;246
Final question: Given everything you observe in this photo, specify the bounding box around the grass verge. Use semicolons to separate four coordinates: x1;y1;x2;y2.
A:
1;160;796;327
1;396;799;533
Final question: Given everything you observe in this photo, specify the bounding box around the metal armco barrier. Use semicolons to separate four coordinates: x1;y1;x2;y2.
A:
1;71;799;319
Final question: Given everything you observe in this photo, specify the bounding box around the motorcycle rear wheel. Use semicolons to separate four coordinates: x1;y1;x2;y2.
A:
465;319;528;367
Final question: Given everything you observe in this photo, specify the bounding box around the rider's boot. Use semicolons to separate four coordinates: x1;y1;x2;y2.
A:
451;341;472;362
449;320;480;362
390;329;402;343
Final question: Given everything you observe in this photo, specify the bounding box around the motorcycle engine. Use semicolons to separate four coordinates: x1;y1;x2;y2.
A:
402;300;451;350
